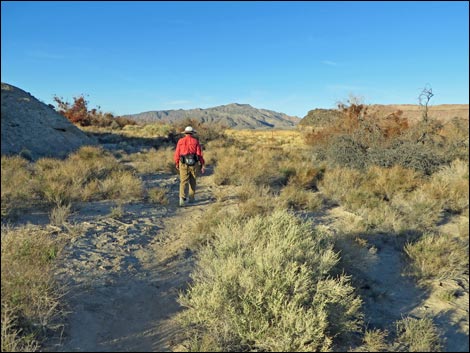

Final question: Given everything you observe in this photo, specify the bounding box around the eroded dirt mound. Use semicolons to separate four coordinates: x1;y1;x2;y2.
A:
1;82;96;160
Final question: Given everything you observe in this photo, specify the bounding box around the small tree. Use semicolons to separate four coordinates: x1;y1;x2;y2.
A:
53;95;91;126
418;84;434;123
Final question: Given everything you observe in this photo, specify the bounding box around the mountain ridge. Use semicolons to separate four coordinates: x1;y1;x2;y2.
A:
122;103;301;129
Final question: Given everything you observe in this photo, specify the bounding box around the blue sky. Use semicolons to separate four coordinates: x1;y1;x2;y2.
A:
1;1;468;118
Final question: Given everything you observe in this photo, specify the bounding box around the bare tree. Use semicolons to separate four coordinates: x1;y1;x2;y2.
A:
418;84;434;123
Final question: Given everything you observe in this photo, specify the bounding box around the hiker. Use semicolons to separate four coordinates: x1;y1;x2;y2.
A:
174;126;205;206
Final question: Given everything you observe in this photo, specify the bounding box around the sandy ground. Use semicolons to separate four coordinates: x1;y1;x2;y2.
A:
23;167;467;352
40;170;212;352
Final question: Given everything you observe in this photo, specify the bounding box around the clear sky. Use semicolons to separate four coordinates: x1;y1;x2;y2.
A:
1;1;468;118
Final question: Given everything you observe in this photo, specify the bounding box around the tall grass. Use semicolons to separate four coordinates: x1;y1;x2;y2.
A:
1;225;68;351
1;146;143;216
178;210;363;352
1;156;35;217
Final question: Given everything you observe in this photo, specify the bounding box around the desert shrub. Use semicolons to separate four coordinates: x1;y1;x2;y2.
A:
282;162;325;190
173;118;227;144
147;187;169;205
1;304;39;352
307;102;463;175
394;317;442;352
352;329;390;352
53;95;136;128
404;230;469;281
235;183;273;203
122;122;174;138
368;140;449;175
127;147;176;174
178;210;363;352
109;204;124;219
391;187;445;232
1;225;67;351
424;159;469;214
212;148;247;186
1;156;35;217
365;165;422;202
98;170;143;201
213;147;289;190
53;95;91;126
318;167;364;205
439;117;469;161
317;133;450;175
278;184;323;211
49;204;72;227
323;134;369;170
319;165;449;232
34;146;139;205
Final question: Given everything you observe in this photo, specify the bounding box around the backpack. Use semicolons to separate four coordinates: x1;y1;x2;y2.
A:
182;154;198;166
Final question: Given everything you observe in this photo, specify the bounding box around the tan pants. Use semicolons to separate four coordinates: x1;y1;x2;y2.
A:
179;163;198;200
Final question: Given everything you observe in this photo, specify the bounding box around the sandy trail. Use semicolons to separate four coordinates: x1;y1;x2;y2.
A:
44;171;213;352
39;169;468;352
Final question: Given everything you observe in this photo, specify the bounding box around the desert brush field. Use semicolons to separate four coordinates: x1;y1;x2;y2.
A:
1;104;469;352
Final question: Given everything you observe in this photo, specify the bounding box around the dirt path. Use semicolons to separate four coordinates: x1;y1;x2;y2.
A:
44;171;213;352
313;207;469;352
40;170;468;352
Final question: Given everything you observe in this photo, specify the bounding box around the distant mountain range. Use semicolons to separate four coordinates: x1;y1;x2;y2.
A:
122;103;301;129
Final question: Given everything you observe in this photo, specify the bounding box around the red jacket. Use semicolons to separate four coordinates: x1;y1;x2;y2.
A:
174;134;205;166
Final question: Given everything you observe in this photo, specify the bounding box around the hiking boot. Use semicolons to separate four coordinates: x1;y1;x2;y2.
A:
179;197;186;207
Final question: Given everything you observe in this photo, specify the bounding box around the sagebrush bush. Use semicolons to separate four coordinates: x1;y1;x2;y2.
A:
358;329;389;352
404;231;469;281
395;317;442;352
178;210;363;352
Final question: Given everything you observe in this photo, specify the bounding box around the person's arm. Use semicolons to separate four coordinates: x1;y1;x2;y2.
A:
174;142;181;169
196;142;205;173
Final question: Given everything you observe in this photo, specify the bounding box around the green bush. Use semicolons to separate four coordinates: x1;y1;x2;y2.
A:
178;210;363;352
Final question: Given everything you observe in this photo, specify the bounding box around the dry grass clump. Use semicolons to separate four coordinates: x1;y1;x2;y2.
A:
1;225;67;351
127;147;176;174
147;187;169;205
178;210;363;352
354;329;389;352
121;122;174;138
49;204;72;227
213;147;291;190
394;316;442;352
424;159;469;214
318;165;456;232
34;146;126;205
97;170;143;201
1;156;35;217
404;230;468;282
278;184;323;211
2;146;143;217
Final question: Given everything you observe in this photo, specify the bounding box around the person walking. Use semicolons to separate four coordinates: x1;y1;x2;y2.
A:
174;126;205;206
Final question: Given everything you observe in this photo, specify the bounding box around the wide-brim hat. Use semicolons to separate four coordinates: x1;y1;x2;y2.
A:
183;126;196;134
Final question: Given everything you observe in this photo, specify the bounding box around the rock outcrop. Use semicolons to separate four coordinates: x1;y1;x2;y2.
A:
1;83;96;160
